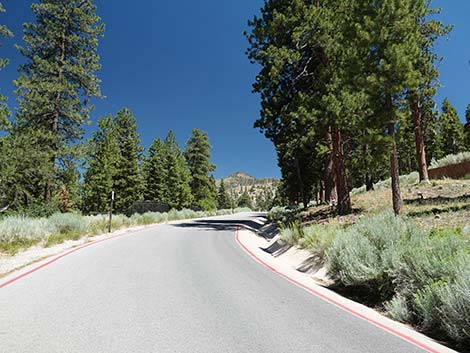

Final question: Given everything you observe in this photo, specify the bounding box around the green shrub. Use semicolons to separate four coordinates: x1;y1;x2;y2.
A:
392;231;465;296
86;215;109;234
413;281;447;330
384;295;412;323
0;216;55;242
7;200;60;218
326;212;413;296
351;172;419;195
280;223;303;246
326;228;383;287
49;213;89;235
437;254;470;342
430;152;470;169
301;223;339;263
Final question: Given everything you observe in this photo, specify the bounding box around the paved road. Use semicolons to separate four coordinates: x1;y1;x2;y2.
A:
1;213;425;353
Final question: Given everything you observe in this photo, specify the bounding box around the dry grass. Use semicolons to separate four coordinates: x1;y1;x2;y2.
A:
301;178;470;232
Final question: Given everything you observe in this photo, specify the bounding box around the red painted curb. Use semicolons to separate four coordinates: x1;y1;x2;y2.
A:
235;226;442;353
0;233;129;289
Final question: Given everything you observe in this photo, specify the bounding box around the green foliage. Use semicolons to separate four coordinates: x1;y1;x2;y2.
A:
217;180;231;210
280;211;470;343
0;128;55;209
437;98;465;158
280;223;303;246
13;0;104;203
246;0;447;214
162;131;192;209
143;138;167;203
49;213;89;235
437;256;470;342
0;2;12;130
0;216;56;243
384;295;412;323
113;108;144;212
301;223;339;263
237;190;253;209
184;128;217;210
83;115;119;214
430;152;470;169
465;104;470;151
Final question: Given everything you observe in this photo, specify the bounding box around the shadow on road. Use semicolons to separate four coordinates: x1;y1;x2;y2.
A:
172;213;266;233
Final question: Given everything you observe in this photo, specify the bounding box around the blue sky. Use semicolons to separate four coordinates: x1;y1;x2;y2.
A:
0;1;469;179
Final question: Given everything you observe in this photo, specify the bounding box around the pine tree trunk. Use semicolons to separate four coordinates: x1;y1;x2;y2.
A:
294;157;308;208
388;121;402;216
363;144;374;191
331;127;351;215
410;92;430;184
323;128;336;202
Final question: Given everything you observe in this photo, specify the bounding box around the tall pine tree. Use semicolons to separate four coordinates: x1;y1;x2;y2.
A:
438;98;464;157
113;108;144;213
217;179;231;210
184;128;217;210
143;138;167;202
82;116;119;214
163;131;192;210
14;0;104;202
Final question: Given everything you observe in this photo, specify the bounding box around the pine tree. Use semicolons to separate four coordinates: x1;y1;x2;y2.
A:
14;0;104;202
217;179;231;210
82;116;119;214
184;128;217;210
356;0;426;215
0;2;12;130
408;9;450;183
237;190;252;209
464;104;470;151
163;131;192;210
143;138;167;202
113;108;144;213
438;98;465;157
0;131;50;208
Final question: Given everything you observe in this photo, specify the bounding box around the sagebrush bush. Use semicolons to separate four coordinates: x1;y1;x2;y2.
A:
279;210;470;343
430;152;470;169
437;254;470;342
384;295;412;323
391;231;465;297
351;172;419;195
326;228;384;287
0;216;55;242
301;223;339;263
49;213;89;235
280;223;303;246
413;281;447;330
326;212;413;295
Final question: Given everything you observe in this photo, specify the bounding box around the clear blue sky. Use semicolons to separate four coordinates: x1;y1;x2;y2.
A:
0;1;469;179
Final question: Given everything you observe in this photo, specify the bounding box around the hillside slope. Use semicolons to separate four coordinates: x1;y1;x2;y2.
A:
217;172;278;209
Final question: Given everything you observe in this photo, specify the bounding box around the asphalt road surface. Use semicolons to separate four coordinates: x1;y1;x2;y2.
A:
1;213;425;353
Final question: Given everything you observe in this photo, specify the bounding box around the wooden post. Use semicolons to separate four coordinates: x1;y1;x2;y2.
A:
108;191;114;233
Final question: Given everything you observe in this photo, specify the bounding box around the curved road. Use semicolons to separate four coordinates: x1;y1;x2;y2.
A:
1;213;425;353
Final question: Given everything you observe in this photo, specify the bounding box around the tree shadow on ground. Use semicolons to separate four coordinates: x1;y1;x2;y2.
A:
172;214;266;234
